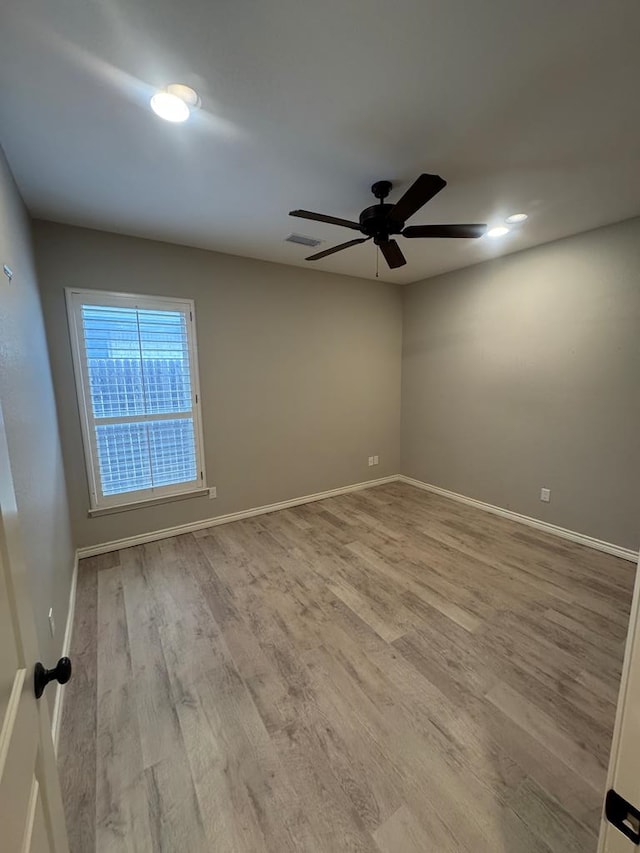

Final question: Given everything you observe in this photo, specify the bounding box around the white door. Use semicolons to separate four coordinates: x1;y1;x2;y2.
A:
0;404;69;852
599;551;640;851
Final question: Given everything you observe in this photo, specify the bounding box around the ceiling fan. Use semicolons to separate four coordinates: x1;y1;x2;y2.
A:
289;173;486;269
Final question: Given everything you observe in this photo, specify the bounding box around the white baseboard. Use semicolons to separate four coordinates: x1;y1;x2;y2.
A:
76;475;399;559
74;472;638;565
398;475;638;563
51;552;78;754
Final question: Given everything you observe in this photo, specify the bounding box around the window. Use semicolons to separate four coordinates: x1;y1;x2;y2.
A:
66;289;206;511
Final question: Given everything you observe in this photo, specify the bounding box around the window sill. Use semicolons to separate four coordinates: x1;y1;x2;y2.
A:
88;488;209;517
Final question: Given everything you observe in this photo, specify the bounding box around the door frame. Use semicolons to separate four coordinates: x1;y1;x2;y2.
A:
599;549;640;851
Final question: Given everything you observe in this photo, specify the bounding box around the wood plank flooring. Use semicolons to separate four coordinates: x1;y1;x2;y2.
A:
58;482;636;852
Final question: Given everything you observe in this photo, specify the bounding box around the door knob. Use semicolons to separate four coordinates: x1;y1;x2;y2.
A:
34;657;72;699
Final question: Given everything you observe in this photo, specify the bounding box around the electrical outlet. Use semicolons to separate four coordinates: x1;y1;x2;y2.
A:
208;486;217;499
368;456;374;466
373;455;379;465
540;488;551;503
48;607;55;637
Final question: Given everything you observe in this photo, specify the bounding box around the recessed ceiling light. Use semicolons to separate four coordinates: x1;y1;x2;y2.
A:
150;84;200;123
487;226;510;238
505;213;528;224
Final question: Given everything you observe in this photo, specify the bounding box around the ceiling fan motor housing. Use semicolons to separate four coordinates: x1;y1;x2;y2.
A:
359;203;405;242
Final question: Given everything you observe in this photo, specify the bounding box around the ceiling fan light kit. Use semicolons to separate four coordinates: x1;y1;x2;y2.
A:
289;173;488;270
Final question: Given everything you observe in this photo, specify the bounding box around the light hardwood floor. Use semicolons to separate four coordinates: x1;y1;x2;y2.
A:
58;482;635;852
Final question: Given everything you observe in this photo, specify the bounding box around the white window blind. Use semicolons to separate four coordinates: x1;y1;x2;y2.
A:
66;289;206;510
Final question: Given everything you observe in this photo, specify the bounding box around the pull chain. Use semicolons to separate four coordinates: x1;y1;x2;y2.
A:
377;194;383;279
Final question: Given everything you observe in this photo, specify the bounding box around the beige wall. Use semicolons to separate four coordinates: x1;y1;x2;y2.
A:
0;149;75;696
30;215;639;554
401;217;640;551
33;221;402;550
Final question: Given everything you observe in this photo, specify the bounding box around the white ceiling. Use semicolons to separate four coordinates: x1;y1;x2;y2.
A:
1;0;639;284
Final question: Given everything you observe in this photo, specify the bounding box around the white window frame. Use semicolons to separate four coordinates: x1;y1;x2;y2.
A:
66;288;207;512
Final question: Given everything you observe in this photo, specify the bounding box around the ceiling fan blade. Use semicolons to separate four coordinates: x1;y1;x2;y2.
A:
306;238;369;261
379;239;406;269
403;223;487;239
290;209;362;231
391;174;447;223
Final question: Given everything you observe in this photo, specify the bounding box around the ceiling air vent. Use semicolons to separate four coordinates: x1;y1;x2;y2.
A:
285;233;323;248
